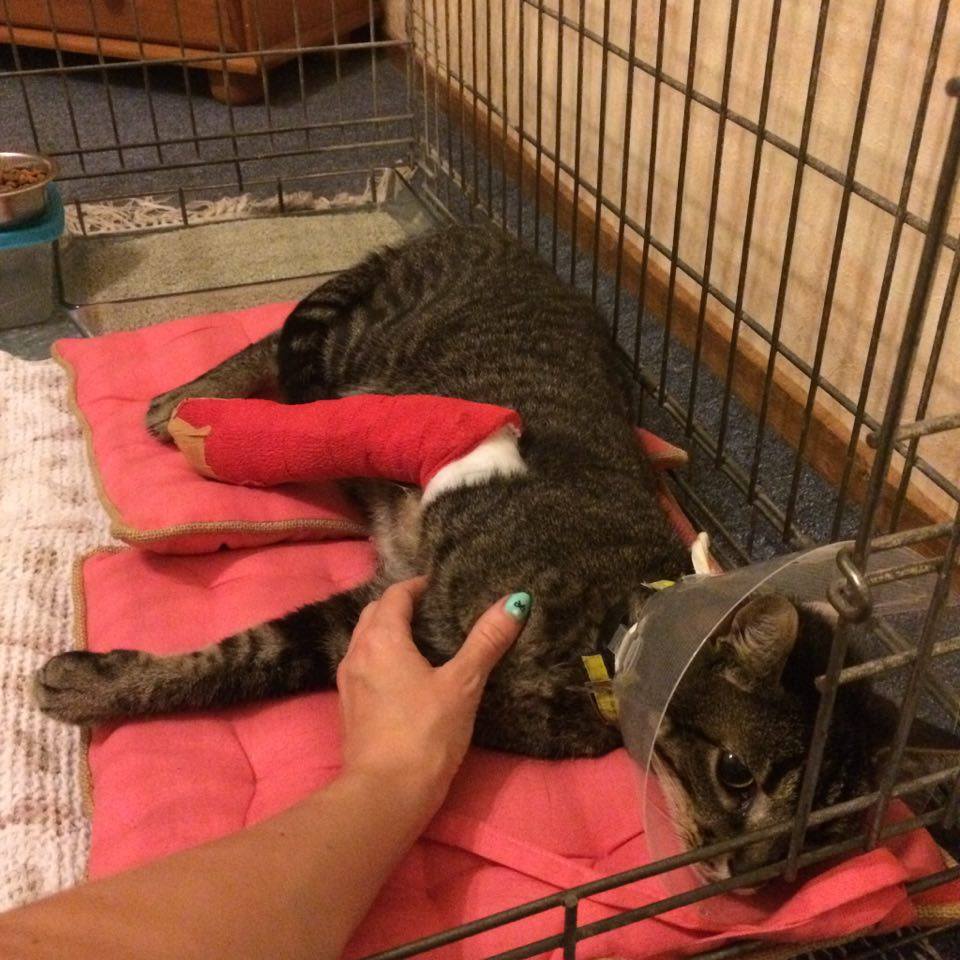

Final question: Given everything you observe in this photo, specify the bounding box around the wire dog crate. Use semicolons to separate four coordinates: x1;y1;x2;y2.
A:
2;0;960;957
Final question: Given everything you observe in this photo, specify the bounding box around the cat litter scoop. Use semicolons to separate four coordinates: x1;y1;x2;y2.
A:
612;541;944;910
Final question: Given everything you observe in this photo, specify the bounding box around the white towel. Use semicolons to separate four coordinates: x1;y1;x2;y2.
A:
0;351;114;910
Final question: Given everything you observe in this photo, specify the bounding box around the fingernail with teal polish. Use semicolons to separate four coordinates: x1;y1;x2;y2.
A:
505;592;532;621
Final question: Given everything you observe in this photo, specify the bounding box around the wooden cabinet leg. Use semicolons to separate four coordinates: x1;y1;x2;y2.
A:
207;71;265;105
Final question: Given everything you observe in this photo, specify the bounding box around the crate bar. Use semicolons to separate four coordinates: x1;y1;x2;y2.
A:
889;244;960;530
368;0;380;116
46;115;412;162
52;137;414;184
481;808;950;960
630;0;667;412
289;0;310;145
0;38;410;79
66;263;348;307
427;67;960;507
818;634;960;689
482;0;493;212
684;0;738;435
327;0;347;127
511;0;960;254
66;167;385;209
873;616;960;719
567;0;586;279
699;920;959;960
666;472;755;566
867;507;960;844
782;0;887;538
715;0;780;464
429;0;445;189
499;0;508;227
441;0;455;207
610;3;638;343
0;0;41;152
608;0;639;341
870;411;960;447
785;80;960;878
469;0;479;205
515;0;525;238
72;198;87;237
83;0;127;167
37;0;87;172
532;0;544;251
65;167;386;240
167;0;203;160
211;0;245;192
175;186;189;227
587;0;612;303
870;521;956;550
946;766;960;830
831;0;949;540
413;0;428;170
746;0;829;505
865;558;941;586
610;343;813;551
685;942;765;960
826;925;958;960
358;782;954;960
905;864;960;897
127;0;164;164
562;895;578;960
657;0;699;405
549;0;565;267
455;0;470;214
853;81;960;566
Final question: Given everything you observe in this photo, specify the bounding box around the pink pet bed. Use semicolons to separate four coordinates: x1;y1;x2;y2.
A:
55;303;960;959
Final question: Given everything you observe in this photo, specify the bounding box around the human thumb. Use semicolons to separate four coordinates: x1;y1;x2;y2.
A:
444;592;532;685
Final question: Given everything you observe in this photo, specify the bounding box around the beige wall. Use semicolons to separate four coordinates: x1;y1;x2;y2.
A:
387;0;959;518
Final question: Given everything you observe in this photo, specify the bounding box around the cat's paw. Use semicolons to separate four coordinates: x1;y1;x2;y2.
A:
34;650;139;725
145;388;186;442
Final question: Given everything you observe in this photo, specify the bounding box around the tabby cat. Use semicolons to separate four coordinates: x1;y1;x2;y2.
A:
35;225;958;878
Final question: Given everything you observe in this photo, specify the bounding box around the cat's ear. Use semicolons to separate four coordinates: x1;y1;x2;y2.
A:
718;594;799;690
867;692;960;783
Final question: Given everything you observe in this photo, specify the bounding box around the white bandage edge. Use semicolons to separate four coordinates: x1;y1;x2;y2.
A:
422;425;527;506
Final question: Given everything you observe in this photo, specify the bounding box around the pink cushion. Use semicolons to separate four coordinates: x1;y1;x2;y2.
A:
81;543;960;959
54;304;367;554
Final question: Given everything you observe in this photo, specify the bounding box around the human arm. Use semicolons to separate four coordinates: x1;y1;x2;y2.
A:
0;580;531;960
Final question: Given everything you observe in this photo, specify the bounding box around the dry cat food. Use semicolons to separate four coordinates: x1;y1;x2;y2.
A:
0;166;46;193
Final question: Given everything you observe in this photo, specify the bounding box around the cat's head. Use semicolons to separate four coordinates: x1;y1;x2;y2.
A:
653;593;960;884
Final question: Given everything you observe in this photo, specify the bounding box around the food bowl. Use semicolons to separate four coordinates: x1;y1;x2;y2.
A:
0;152;57;227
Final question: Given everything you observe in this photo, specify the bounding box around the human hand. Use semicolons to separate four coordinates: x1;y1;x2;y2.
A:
336;578;532;814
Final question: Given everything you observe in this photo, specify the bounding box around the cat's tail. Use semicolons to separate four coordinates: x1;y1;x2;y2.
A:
34;583;378;726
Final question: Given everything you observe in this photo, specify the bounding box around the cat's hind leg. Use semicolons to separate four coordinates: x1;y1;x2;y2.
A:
35;583;374;725
146;332;280;441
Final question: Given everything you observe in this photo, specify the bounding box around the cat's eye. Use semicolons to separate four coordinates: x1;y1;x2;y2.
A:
716;751;755;792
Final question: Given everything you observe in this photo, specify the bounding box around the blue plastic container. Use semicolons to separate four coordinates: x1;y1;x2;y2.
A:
0;185;65;329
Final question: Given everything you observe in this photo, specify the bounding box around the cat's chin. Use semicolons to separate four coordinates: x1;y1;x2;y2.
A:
693;857;732;884
692;858;762;895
